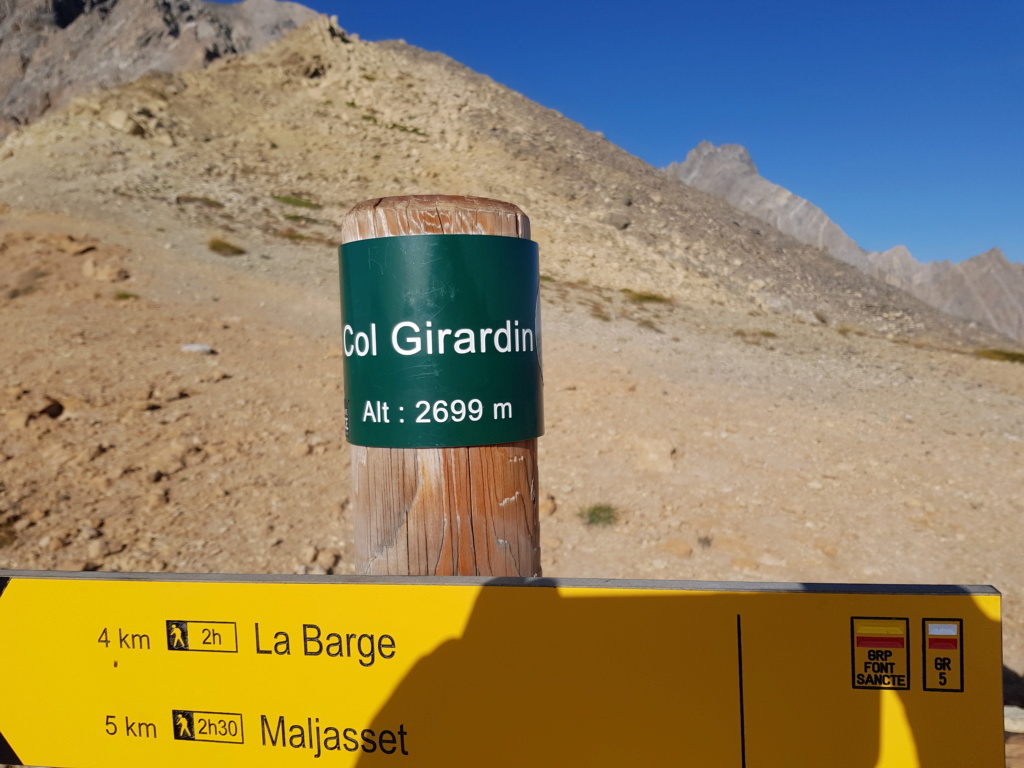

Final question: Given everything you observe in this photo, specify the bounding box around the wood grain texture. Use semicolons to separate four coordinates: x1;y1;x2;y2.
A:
341;196;541;576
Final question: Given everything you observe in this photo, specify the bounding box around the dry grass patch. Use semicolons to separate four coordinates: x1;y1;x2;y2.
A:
621;288;672;304
175;195;224;209
975;348;1024;364
207;238;246;256
272;194;322;210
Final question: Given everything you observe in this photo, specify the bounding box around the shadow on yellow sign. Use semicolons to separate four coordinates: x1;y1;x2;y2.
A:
354;580;1002;767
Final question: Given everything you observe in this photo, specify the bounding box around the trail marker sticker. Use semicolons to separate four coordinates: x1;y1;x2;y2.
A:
923;618;964;692
851;617;910;689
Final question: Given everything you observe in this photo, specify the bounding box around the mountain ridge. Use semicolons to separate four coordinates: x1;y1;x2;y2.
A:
2;1;1019;346
2;18;1013;351
666;141;1024;342
664;140;910;272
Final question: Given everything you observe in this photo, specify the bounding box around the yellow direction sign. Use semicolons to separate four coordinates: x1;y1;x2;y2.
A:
0;572;1004;767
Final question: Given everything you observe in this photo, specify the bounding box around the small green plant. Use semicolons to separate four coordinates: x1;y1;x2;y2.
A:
273;228;311;242
361;73;376;81
272;194;322;210
539;274;555;283
114;291;138;300
388;122;426;136
579;503;618;527
345;100;357;108
207;238;246;256
975;348;1024;364
621;288;672;304
284;214;323;225
361;114;378;123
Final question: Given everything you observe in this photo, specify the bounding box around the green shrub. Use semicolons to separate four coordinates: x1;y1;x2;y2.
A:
579;503;618;527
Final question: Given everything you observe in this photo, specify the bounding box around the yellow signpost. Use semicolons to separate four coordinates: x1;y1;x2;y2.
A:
0;572;1004;767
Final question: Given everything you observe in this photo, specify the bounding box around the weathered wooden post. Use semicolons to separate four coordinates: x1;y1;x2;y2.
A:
339;195;542;577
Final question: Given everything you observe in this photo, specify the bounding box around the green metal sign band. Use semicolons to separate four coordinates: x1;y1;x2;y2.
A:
339;234;543;448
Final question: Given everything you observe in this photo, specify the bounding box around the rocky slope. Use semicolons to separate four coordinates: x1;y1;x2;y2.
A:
0;0;319;138
0;17;1023;712
667;141;1024;343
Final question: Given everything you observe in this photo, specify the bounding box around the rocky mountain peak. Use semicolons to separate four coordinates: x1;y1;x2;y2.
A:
666;141;875;270
972;246;1008;267
671;141;758;184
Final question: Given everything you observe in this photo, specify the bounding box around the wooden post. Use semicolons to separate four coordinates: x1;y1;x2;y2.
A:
340;195;541;577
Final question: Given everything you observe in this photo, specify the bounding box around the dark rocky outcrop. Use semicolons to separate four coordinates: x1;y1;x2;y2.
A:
0;0;320;138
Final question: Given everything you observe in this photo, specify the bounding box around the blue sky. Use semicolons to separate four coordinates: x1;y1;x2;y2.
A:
289;0;1022;264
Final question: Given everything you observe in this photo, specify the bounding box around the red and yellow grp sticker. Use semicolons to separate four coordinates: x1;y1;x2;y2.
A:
852;618;910;689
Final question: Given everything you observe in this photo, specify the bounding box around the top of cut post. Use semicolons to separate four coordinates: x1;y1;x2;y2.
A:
341;195;531;243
